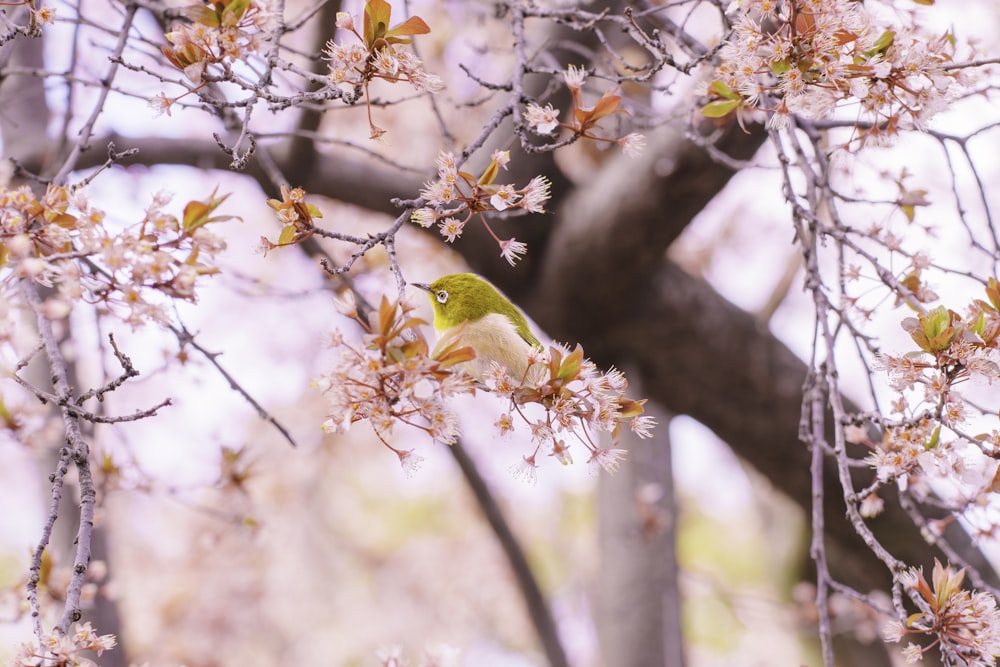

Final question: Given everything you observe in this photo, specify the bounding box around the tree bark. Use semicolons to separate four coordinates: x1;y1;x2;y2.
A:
595;401;684;667
0;20;50;166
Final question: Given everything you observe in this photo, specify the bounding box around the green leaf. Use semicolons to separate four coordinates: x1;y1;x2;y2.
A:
477;159;500;187
910;306;956;353
183;200;211;231
363;0;393;47
556;345;585;381
971;310;987;336
385;345;406;365
223;0;250;21
769;59;792;75
701;99;739;118
277;225;297;246
182;189;234;233
865;30;895;58
925;425;941;450
921;306;950;338
709;79;738;99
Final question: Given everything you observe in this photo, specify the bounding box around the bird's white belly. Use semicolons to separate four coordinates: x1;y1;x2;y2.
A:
443;313;535;382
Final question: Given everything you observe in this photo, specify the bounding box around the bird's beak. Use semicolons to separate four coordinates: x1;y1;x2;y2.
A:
410;282;432;294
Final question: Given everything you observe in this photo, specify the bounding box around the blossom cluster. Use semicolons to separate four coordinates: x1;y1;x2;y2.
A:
161;0;276;84
0;1;55;41
0;184;234;328
524;65;645;157
261;184;323;253
411;150;552;266
150;0;276;115
325;39;441;92
324;0;442;138
491;343;656;483
316;297;654;479
861;288;1000;495
315;296;477;475
28;3;56;30
883;560;1000;666
11;622;117;667
705;0;964;134
861;418;940;487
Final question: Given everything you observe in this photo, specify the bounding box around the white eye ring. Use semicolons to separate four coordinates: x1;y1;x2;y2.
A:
436;290;448;304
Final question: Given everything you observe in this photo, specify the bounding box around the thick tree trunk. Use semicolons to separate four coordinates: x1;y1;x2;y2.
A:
595;401;684;667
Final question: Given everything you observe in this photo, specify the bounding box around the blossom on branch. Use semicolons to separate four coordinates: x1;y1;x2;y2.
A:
704;0;965;136
861;282;1000;589
883;560;1000;666
524;103;560;135
523;65;646;157
0;184;235;327
323;0;441;138
161;0;277;84
315;297;654;478
12;622;117;667
262;184;322;252
314;297;477;466
486;342;655;481
411;151;552;263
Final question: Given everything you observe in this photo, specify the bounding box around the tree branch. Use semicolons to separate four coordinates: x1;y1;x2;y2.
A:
20;282;98;640
607;260;995;591
448;440;570;667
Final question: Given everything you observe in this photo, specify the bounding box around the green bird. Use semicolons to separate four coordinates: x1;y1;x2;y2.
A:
412;273;542;382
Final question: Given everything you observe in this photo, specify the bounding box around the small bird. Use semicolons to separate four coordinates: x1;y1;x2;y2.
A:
412;273;542;383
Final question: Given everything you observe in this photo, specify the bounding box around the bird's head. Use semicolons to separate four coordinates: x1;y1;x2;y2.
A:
411;273;499;330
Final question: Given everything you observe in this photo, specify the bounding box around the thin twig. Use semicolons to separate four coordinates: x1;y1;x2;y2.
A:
170;322;298;448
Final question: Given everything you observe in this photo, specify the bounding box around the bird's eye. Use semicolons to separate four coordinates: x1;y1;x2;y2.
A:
436;290;449;304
